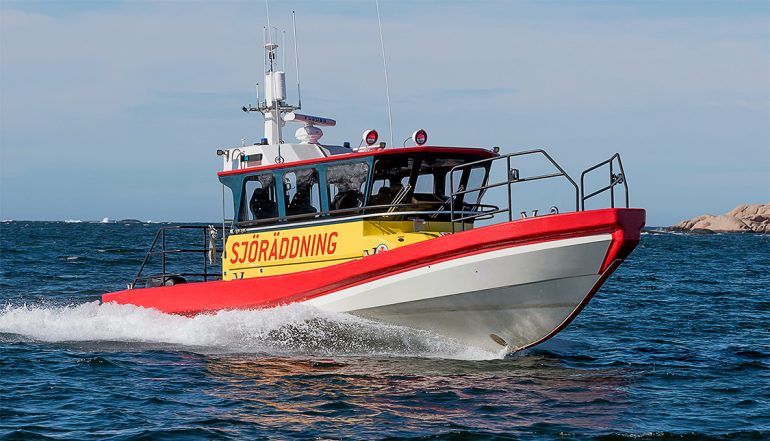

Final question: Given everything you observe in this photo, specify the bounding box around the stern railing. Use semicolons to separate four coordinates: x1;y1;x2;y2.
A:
129;225;223;289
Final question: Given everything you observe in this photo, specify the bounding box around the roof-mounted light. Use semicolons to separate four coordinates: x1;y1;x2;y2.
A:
413;129;427;146
363;129;379;147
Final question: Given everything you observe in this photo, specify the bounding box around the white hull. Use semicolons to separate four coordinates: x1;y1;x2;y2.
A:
306;234;612;353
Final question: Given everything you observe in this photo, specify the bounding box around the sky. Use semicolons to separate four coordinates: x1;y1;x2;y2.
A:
1;0;768;226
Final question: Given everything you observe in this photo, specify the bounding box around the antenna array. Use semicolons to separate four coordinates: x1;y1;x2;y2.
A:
376;0;395;149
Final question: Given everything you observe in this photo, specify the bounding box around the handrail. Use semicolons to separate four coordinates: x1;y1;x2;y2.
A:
234;149;589;234
130;225;222;289
131;229;163;288
580;153;629;211
232;204;493;233
449;149;580;232
236;201;467;228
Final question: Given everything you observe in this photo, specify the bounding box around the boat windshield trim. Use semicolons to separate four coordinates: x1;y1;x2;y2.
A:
217;146;496;177
231;205;498;233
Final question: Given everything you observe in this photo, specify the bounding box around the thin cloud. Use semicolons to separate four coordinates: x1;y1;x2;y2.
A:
1;1;768;224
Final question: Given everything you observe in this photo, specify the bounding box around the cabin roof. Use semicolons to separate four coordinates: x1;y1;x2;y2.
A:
217;145;497;177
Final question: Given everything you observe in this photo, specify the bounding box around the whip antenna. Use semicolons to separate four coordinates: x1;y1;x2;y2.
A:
375;0;394;148
262;26;267;74
292;10;302;109
264;0;272;43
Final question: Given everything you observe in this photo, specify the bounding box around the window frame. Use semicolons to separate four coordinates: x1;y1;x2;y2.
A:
324;158;373;215
239;172;279;224
221;152;493;229
367;152;491;212
281;167;323;218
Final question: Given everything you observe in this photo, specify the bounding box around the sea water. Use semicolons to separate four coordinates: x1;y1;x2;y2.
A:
0;221;768;440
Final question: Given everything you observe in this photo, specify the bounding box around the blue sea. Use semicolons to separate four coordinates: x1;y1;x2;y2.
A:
0;221;768;440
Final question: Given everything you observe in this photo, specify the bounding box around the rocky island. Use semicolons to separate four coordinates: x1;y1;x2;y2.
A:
670;203;770;234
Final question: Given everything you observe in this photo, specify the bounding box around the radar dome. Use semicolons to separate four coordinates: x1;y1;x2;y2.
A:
295;125;323;144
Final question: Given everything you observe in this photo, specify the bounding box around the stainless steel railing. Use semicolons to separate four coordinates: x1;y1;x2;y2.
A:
580;153;629;211
449;149;579;232
449;149;630;232
130;225;222;289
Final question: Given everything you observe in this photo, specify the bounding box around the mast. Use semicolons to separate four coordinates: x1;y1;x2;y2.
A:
242;36;299;145
241;11;335;151
263;42;285;145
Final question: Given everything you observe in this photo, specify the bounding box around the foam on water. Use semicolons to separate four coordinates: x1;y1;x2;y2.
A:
0;301;500;360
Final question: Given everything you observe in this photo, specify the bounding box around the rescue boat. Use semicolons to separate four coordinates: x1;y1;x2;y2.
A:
102;40;645;353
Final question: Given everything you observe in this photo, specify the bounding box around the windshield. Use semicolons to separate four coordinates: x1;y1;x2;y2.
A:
367;152;490;217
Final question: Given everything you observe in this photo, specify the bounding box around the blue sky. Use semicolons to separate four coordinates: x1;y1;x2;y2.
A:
1;0;768;226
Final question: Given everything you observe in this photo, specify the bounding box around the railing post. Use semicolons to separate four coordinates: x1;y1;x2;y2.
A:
202;227;207;281
459;183;465;232
450;170;456;233
617;153;630;208
161;228;166;285
506;156;512;222
610;160;615;208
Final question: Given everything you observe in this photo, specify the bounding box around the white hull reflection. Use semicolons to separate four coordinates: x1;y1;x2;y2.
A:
306;234;612;353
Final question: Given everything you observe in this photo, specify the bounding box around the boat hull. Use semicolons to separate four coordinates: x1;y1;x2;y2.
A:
102;208;645;353
307;234;610;352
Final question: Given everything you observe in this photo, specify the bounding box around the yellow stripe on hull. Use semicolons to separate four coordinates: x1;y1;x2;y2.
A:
222;220;461;280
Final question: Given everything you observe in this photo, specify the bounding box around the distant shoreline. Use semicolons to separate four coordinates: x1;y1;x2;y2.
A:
668;203;769;234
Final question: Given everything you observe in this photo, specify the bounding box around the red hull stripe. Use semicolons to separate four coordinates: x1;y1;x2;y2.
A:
102;208;645;315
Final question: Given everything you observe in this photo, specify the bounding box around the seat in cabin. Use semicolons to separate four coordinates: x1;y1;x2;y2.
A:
369;186;392;206
333;190;363;211
250;188;278;220
287;190;317;216
389;183;406;204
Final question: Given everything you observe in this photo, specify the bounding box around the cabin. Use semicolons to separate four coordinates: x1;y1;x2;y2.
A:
218;146;497;230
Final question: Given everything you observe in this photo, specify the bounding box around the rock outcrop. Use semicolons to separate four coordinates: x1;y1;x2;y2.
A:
671;203;770;234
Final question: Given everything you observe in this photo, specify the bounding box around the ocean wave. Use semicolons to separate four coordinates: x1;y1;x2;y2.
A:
0;301;499;361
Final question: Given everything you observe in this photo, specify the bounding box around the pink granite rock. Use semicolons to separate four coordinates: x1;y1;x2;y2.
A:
671;203;770;233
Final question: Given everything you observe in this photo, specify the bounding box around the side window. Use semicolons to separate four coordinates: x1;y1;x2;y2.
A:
327;162;370;212
436;171;449;198
463;166;488;208
414;173;434;194
284;169;321;217
368;158;414;207
368;178;392;207
370;178;388;197
242;174;278;222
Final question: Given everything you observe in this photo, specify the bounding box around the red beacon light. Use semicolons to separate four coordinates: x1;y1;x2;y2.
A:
362;129;379;147
412;129;428;146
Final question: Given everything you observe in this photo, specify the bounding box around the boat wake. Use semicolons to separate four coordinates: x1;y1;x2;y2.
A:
0;301;501;360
